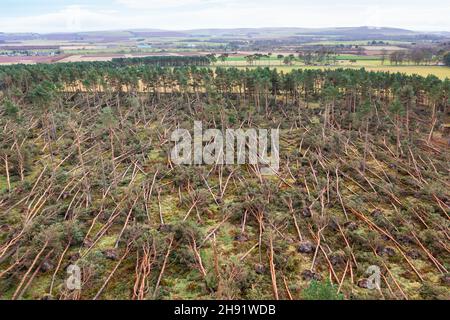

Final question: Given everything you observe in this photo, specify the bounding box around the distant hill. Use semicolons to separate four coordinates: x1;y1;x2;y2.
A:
0;30;189;42
182;27;449;41
184;26;418;37
0;27;448;42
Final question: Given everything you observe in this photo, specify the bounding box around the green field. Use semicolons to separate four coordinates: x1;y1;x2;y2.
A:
334;54;380;60
221;55;381;62
303;40;413;45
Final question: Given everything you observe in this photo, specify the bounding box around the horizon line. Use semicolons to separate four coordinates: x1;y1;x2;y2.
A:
1;25;450;35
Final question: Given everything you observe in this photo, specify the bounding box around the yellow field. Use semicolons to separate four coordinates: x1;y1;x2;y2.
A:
215;61;450;79
273;65;450;79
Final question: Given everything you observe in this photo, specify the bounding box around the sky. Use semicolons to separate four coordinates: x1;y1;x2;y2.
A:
0;0;449;33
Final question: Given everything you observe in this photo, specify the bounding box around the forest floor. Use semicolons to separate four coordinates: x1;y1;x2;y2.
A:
0;90;449;300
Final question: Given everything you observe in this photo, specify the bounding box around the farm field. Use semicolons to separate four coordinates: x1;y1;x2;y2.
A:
225;65;450;79
215;60;450;79
303;40;413;46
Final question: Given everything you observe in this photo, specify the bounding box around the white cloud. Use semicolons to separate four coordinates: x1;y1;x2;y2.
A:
0;5;122;33
115;0;220;9
0;1;448;33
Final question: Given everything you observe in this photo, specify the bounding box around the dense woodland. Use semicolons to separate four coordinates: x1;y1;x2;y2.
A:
0;62;449;300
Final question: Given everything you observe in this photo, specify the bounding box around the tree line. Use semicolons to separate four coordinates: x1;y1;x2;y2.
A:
111;55;211;67
1;62;448;145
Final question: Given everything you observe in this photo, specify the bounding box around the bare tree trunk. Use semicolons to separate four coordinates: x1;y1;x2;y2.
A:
3;155;11;192
269;234;279;300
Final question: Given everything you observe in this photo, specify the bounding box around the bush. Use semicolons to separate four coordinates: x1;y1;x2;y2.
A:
2;99;19;119
302;280;344;300
444;52;450;67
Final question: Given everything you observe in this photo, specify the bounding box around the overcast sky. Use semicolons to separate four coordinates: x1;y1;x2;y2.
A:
0;0;449;33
